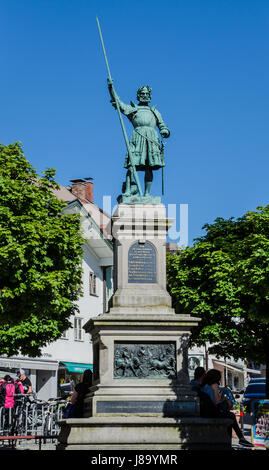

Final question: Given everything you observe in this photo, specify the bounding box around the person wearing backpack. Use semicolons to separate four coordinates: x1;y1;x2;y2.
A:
0;375;21;432
0;375;20;409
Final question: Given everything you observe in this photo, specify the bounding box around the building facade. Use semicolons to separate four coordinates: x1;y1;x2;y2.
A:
0;180;113;400
188;344;246;391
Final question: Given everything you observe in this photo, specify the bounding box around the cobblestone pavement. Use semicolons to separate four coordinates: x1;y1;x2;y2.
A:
0;438;57;451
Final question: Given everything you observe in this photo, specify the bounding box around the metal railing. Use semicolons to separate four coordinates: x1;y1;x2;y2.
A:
0;394;67;441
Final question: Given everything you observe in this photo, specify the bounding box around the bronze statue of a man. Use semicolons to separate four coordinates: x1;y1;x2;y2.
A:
108;80;170;197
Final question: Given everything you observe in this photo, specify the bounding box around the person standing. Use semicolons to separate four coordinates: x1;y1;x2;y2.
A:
0;375;21;431
18;369;32;394
0;375;20;408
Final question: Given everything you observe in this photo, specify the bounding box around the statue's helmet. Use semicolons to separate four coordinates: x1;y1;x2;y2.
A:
137;85;152;102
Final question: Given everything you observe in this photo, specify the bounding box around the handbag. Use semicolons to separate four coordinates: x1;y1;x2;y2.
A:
217;400;230;413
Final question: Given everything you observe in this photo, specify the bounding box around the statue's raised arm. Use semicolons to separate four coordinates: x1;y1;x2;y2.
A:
107;79;135;116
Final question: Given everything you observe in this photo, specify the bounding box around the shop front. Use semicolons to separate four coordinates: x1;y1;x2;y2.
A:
0;356;59;400
212;359;245;391
58;361;93;397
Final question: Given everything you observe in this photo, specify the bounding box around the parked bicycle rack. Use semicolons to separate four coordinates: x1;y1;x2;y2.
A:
0;394;67;447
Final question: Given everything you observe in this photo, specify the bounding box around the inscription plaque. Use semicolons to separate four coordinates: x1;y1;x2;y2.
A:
96;400;197;416
128;241;156;283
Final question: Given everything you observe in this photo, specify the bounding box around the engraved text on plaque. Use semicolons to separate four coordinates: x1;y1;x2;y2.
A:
128;241;156;283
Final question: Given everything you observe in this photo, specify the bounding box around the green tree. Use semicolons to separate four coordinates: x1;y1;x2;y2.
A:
167;206;269;396
0;142;84;356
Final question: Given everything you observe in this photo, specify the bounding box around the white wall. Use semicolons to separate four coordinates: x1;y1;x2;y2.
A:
36;370;56;400
41;244;105;365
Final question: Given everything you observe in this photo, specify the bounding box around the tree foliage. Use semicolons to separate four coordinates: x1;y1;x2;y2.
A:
0;142;84;356
167;206;269;393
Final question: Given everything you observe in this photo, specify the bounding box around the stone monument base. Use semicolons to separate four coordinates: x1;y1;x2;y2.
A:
56;202;232;451
57;416;232;450
117;195;161;204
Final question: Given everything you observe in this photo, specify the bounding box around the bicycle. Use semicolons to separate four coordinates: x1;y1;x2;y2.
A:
43;397;67;440
12;393;38;435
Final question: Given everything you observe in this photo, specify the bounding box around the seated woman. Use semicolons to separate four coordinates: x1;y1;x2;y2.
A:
201;369;253;448
70;369;93;418
190;366;206;392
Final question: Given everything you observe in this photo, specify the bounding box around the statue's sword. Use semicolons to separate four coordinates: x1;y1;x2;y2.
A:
96;17;143;196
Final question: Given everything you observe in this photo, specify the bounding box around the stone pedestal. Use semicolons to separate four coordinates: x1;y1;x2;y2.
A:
111;204;174;313
57;203;232;450
83;313;199;419
57;417;232;450
83;204;200;420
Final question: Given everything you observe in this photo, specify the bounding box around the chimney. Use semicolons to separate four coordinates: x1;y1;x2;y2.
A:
85;181;93;203
70;178;93;203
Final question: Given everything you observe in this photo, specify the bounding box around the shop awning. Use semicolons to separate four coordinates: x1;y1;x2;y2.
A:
60;362;93;374
246;368;261;375
0;357;58;371
213;360;244;373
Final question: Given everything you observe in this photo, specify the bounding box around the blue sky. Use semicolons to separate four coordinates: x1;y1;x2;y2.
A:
1;0;268;245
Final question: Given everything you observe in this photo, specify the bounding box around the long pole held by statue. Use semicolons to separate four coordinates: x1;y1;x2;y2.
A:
96;17;143;197
161;136;165;195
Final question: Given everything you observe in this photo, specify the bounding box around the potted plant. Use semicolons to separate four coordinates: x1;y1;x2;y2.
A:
232;402;246;413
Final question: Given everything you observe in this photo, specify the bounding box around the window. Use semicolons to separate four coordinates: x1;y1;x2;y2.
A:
89;272;98;296
74;317;83;341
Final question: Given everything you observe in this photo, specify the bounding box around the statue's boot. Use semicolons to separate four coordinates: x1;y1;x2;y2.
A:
144;181;152;196
123;169;139;197
123;173;132;196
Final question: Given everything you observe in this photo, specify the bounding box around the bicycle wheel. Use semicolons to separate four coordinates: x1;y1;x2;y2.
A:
4;408;13;435
43;414;51;436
